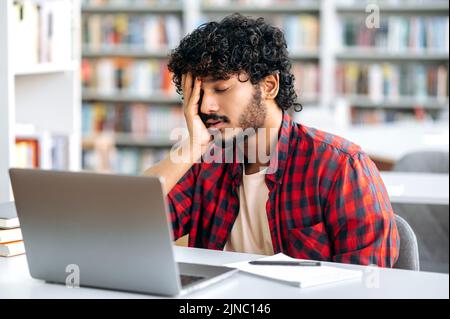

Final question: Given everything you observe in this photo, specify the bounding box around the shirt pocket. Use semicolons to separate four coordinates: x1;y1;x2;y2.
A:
287;222;332;261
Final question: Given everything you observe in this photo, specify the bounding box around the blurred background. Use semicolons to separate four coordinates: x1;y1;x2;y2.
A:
0;0;448;272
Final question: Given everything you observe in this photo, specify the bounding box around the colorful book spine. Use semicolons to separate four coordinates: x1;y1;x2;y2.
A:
83;13;182;51
336;62;449;100
82;103;185;139
339;15;449;53
82;58;177;95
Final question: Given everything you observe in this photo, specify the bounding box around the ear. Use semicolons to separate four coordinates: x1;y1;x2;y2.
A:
262;72;280;100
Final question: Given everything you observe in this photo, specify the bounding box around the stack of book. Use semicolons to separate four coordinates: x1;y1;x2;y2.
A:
0;202;25;258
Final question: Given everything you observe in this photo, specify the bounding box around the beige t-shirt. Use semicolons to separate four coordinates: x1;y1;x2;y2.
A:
223;167;274;255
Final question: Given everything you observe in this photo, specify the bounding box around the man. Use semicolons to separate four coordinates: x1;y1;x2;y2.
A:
145;14;399;267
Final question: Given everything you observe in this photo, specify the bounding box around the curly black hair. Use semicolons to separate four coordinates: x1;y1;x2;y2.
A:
167;13;302;112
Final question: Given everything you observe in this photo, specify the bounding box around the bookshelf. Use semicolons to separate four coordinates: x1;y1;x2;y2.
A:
79;0;449;174
333;0;449;125
81;0;189;174
0;0;81;202
79;0;323;174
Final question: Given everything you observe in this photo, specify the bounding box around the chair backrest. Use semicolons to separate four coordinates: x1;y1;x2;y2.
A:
393;151;449;273
393;151;449;174
394;214;420;271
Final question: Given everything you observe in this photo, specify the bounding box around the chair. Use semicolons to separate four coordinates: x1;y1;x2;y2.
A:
392;151;449;273
393;151;449;174
394;214;420;271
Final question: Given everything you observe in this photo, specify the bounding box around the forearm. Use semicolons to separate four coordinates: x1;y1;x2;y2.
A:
143;139;202;195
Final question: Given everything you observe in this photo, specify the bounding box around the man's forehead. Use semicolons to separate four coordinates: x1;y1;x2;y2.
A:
200;75;234;83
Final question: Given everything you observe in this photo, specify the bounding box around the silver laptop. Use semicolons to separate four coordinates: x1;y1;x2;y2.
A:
9;168;238;296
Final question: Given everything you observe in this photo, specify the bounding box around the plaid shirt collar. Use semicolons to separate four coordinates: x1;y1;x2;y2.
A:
228;111;293;186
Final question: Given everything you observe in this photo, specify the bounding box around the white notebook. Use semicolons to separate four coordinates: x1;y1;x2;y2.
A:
226;253;362;288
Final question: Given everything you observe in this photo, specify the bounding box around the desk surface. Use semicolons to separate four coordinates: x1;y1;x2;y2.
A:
1;246;448;299
381;172;449;205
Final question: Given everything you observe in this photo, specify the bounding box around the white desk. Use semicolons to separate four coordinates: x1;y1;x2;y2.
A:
381;172;449;205
0;247;448;299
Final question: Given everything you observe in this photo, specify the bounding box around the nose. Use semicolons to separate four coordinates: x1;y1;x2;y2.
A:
200;91;220;114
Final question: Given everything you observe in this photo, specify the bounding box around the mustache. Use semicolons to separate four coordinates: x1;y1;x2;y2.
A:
199;112;230;124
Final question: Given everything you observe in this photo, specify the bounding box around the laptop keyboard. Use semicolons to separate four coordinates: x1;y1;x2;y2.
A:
180;274;205;287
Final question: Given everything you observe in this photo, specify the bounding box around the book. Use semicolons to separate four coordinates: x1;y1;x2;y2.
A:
83;13;182;51
336;62;449;100
82;58;177;95
339;15;449;53
82;102;185;139
15;137;40;168
0;241;25;257
0;228;23;244
226;253;362;288
0;202;20;230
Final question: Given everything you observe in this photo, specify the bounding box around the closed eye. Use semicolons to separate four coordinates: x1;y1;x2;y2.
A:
215;87;229;93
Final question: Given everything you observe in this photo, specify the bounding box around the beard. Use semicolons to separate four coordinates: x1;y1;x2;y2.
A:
238;84;266;131
210;85;267;150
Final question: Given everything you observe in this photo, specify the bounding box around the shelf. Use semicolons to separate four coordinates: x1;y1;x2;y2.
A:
297;96;320;105
82;48;170;59
14;62;76;76
83;48;320;60
82;90;182;104
202;3;320;14
290;51;320;60
81;4;183;14
336;3;449;15
336;50;450;62
341;95;449;109
82;134;174;149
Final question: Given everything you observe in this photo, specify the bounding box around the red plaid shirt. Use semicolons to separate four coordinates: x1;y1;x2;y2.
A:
167;112;399;267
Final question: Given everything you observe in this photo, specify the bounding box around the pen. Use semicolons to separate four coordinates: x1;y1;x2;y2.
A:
248;260;321;266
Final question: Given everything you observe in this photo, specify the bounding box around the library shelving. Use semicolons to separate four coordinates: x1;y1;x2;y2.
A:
333;0;449;125
81;0;189;174
79;0;448;174
80;0;325;174
0;0;81;202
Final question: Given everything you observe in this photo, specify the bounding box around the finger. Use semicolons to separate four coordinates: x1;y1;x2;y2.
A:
187;77;202;116
181;74;186;94
184;72;194;101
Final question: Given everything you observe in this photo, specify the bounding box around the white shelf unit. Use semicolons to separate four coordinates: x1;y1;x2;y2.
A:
0;0;81;202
